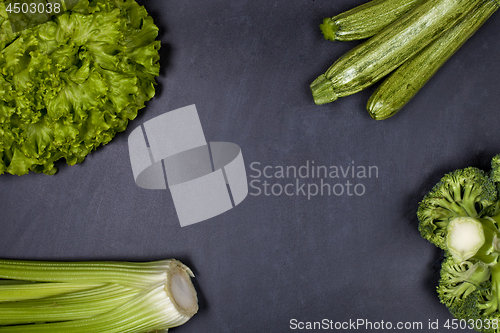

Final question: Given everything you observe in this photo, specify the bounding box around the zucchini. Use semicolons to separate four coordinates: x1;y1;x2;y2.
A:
321;0;424;41
311;0;483;105
367;0;499;120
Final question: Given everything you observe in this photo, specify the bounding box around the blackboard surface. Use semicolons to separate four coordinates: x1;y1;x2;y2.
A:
1;1;500;332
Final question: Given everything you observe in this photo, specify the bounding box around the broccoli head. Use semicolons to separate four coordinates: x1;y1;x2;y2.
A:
418;167;497;250
420;156;500;333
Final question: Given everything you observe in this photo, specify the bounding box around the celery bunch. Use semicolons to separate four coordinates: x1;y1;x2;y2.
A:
0;259;198;332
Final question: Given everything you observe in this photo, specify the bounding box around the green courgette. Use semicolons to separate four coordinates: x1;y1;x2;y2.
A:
321;0;424;41
367;0;499;120
311;0;482;105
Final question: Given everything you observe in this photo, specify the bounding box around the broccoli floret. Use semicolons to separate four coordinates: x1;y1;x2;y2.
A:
418;167;497;249
438;257;500;333
438;257;490;308
448;290;496;333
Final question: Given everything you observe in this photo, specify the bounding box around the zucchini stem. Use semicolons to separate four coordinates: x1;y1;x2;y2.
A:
310;74;338;104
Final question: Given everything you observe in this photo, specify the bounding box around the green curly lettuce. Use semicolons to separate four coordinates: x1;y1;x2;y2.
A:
0;0;160;175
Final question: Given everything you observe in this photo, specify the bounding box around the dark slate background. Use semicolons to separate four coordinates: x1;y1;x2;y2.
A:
1;1;500;332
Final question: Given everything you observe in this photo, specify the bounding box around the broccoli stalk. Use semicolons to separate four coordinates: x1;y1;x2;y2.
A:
446;217;486;263
445;216;500;265
478;264;500;316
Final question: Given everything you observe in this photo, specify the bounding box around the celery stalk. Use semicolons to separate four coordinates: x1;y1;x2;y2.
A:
0;259;198;333
0;259;177;288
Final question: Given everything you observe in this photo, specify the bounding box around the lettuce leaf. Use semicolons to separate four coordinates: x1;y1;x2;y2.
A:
0;0;160;175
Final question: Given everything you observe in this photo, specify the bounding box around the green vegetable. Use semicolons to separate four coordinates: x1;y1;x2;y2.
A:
417;166;497;250
0;259;198;332
320;0;424;41
367;0;499;120
311;0;481;105
0;0;160;176
0;284;140;325
0;281;102;302
418;155;500;332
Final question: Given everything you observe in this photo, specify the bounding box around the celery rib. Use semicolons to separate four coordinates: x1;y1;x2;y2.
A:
0;259;178;288
0;282;103;302
0;284;140;325
0;285;188;333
